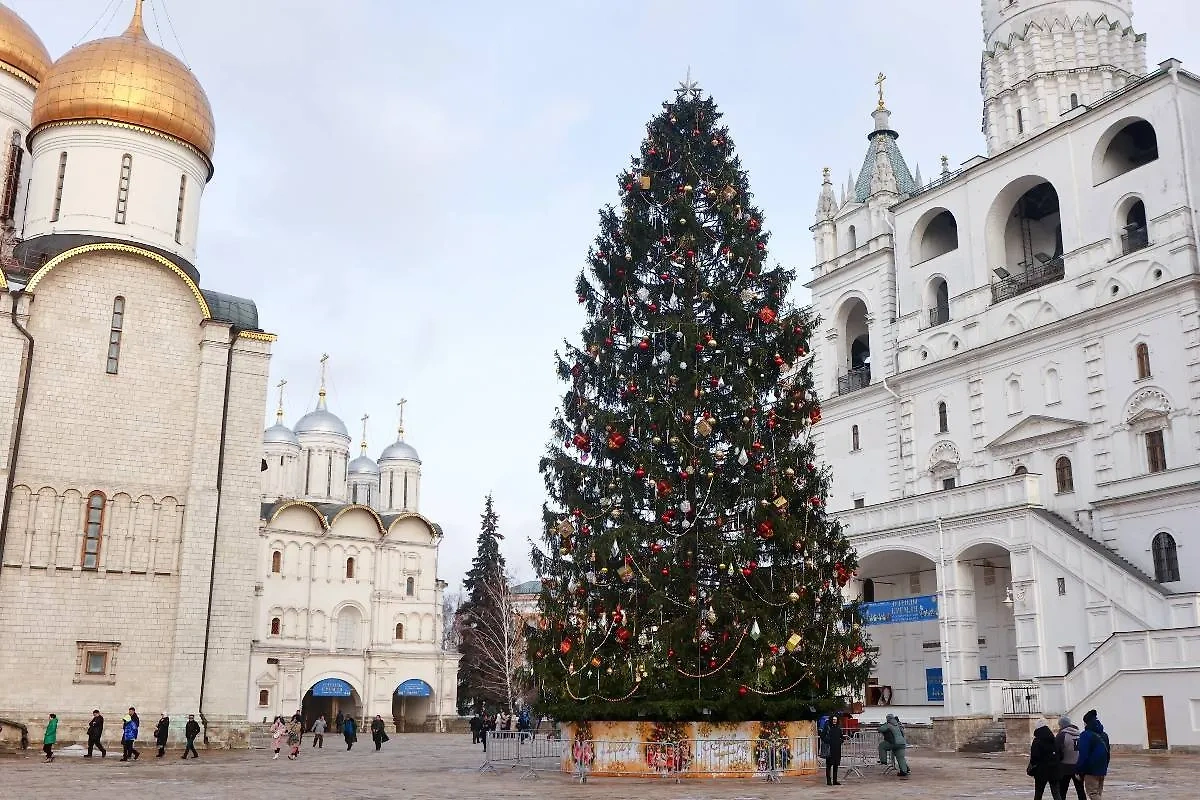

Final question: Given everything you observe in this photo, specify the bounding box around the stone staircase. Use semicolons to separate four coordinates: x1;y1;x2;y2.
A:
1036;509;1160;588
958;722;1006;753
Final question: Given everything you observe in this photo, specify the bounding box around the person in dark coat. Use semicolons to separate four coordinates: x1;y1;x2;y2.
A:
154;714;170;757
371;714;388;751
469;713;482;744
183;714;200;759
1074;709;1111;799
1029;723;1064;800
85;709;107;758
120;708;140;761
342;714;358;750
335;710;344;735
821;714;844;786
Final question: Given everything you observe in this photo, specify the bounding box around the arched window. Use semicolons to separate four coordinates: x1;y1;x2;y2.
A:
1095;119;1158;184
1070;93;1079;109
82;491;106;569
988;179;1062;302
1007;378;1022;415
839;298;871;394
1044;368;1061;405
1121;199;1149;254
1014;465;1028;475
927;276;951;326
851;425;860;452
1;131;23;222
862;578;875;603
270;617;281;636
106;297;125;375
406;576;415;596
258;689;270;706
115;154;132;224
847;225;857;251
395;623;405;640
271;550;282;574
1135;343;1151;379
917;210;959;263
345;557;355;579
1017;108;1025;134
1152;532;1180;583
175;174;188;244
1055;456;1074;493
336;607;362;650
51;152;67;222
937;402;949;433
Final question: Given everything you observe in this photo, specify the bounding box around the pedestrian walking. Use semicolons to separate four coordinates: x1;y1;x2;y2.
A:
371;715;389;751
820;713;843;785
311;715;326;748
42;713;57;762
335;710;344;735
1029;723;1064;800
286;714;303;759
120;708;140;761
85;709;107;758
878;713;911;776
469;713;482;745
271;716;287;759
1055;715;1086;800
1074;709;1111;800
182;714;200;759
343;714;358;750
155;714;170;757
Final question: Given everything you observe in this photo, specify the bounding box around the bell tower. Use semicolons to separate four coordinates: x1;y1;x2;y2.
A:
980;0;1146;154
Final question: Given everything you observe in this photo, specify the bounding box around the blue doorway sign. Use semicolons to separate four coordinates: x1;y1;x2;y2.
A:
858;594;939;625
395;678;432;697
311;678;353;697
926;668;944;702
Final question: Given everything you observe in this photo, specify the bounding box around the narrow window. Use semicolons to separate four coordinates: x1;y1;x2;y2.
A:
1146;430;1167;473
853;498;865;509
82;492;105;569
305;450;312;494
352;484;359;505
258;689;270;706
1;131;23;222
847;225;857;251
106;297;125;374
388;475;394;509
174;174;187;243
1007;379;1022;415
326;455;332;497
346;557;355;579
1055;456;1074;493
1014;465;1028;475
862;578;875;603
1017;108;1025;134
271;550;281;574
270;617;281;636
1152;532;1180;583
51;152;67;222
403;473;410;509
937;402;949;433
1057;577;1066;596
395;623;405;640
1070;93;1079;109
1135;343;1151;380
1065;651;1076;673
406;576;415;596
115;154;132;224
851;425;860;452
942;477;957;490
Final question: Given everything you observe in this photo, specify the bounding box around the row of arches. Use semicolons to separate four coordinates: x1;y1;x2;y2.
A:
266;605;438;647
267;539;424;592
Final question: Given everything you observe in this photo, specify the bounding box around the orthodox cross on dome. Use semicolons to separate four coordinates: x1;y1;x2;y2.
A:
317;353;330;408
875;72;887;110
397;398;408;439
128;0;147;37
676;67;701;100
360;414;370;455
275;378;287;424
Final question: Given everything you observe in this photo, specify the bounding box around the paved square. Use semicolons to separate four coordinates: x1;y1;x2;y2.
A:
2;734;1195;799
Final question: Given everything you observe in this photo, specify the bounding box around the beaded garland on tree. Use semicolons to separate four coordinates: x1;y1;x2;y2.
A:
530;80;871;722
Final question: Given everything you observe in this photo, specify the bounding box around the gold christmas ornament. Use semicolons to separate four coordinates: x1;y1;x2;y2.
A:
696;418;713;437
786;633;802;652
773;496;789;509
617;564;634;583
638;174;651;190
788;591;800;603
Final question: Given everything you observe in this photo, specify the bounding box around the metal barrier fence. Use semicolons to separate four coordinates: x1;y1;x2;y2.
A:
480;731;819;783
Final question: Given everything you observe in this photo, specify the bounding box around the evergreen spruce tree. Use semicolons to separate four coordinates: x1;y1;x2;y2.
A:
530;80;871;722
458;494;508;710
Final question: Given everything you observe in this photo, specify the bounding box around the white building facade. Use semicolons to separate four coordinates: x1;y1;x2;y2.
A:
252;389;459;731
812;0;1200;750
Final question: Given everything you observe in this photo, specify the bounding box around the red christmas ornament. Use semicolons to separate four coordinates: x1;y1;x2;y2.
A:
810;496;823;507
758;307;778;325
757;241;766;250
686;249;695;260
656;480;672;496
660;272;670;281
774;354;785;366
639;339;650;350
634;466;647;479
667;648;675;658
661;567;669;576
616;627;631;643
577;295;586;304
650;543;663;554
648;302;659;312
738;685;749;696
604;337;614;347
624;182;633;191
710;377;720;387
616;269;625;277
757;521;774;539
795;346;807;356
752;441;764;451
709;658;717;668
560;639;572;655
810;408;822;424
572;433;589;450
741;567;753;577
607;432;627;449
748;218;760;231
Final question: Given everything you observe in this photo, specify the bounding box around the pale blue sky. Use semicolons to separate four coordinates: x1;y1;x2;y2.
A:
19;0;1199;590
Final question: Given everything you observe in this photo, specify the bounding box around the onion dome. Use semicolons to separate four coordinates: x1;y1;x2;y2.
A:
264;422;299;446
0;3;51;87
295;390;349;439
379;439;420;463
30;0;216;160
349;453;380;477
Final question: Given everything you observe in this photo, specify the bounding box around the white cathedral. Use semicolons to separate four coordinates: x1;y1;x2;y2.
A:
814;0;1200;750
0;0;455;746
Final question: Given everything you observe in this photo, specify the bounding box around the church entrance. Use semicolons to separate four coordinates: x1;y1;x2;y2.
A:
302;678;362;734
391;678;433;732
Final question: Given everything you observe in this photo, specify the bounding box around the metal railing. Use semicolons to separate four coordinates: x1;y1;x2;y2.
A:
1121;225;1149;255
990;257;1065;304
928;307;950;327
1002;683;1042;714
837;366;871;395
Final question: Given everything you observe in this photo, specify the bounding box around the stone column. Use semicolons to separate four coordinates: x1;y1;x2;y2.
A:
937;555;979;716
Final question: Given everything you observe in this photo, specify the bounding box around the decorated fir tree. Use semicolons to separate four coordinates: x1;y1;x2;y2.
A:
529;79;871;722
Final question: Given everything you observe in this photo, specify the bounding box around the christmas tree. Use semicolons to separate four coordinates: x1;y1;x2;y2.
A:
530;79;871;722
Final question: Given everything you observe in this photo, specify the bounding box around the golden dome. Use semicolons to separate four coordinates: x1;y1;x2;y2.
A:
0;2;52;86
31;0;215;160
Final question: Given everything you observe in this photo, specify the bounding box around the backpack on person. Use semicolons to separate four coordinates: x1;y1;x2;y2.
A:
1059;728;1081;766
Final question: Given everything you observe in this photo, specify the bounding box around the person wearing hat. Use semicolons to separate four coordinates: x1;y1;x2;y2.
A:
1028;723;1063;800
1055;715;1085;800
878;713;910;776
1074;709;1110;799
820;714;843;785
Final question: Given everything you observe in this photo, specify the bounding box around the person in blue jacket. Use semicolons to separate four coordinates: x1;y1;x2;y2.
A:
120;707;141;761
1074;709;1110;799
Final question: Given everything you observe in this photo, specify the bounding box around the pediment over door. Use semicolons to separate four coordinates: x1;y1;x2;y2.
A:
986;415;1088;456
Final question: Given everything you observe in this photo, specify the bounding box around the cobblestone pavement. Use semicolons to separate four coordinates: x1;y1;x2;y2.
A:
2;734;1195;799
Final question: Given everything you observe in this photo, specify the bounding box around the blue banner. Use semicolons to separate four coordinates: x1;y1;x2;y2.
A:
858;594;939;625
926;668;944;702
311;678;353;697
395;679;432;697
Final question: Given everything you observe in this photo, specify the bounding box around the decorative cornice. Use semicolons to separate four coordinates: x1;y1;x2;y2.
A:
30;118;214;181
0;60;37;90
239;330;277;342
25;242;212;319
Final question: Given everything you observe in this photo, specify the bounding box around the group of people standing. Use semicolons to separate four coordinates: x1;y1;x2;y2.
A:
42;708;200;763
269;712;390;758
818;712;911;787
469;708;536;748
1028;709;1111;800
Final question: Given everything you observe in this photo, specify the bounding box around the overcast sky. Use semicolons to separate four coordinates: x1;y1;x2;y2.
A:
18;0;1199;591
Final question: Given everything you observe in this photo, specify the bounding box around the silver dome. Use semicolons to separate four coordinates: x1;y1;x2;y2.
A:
379;439;420;463
263;422;299;446
294;394;350;439
348;454;380;476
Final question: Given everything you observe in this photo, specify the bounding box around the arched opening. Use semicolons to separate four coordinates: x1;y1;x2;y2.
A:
989;179;1063;303
345;557;355;579
916;209;959;263
392;679;434;733
1006;378;1022;415
336;606;362;650
1055;456;1074;494
958;543;1019;689
1095;119;1158;184
838;298;871;394
851;424;860;452
271;551;282;574
258;689;270;707
1152;532;1180;583
1044;368;1061;405
395;622;405;640
406;576;415;596
1014;465;1028;475
302;680;362;737
846;224;857;252
1135;342;1151;380
861;578;875;603
1069;93;1079;109
1120;199;1149;255
937;402;949;433
270;617;281;636
927;277;950;327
